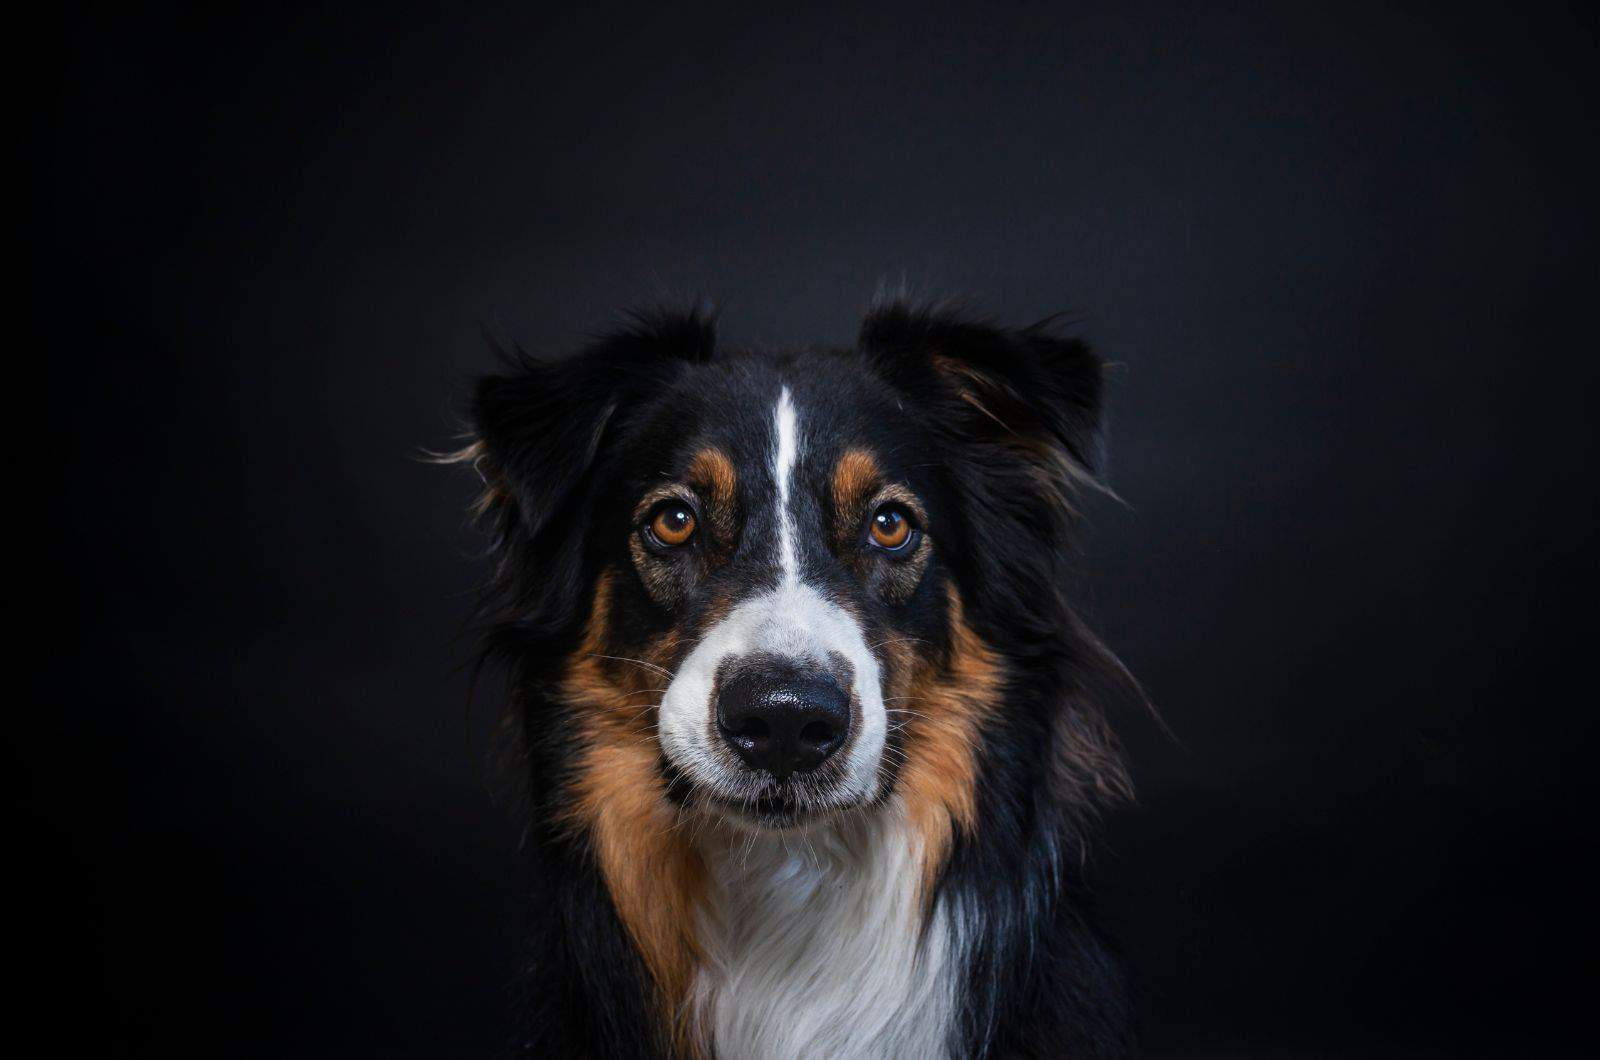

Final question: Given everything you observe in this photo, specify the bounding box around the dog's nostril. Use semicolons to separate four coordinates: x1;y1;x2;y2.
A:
799;720;838;748
716;665;851;780
728;717;770;739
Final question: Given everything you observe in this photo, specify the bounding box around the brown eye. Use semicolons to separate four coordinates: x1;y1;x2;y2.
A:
868;505;914;551
648;504;697;547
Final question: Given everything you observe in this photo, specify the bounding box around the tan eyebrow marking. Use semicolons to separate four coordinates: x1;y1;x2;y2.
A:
832;448;883;523
687;447;737;510
686;447;738;544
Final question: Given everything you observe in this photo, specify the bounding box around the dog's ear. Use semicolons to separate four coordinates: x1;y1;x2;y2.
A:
859;299;1105;499
468;308;715;538
456;308;715;638
859;299;1110;650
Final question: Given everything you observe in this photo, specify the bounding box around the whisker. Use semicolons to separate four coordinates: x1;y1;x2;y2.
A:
586;653;677;679
870;634;928;650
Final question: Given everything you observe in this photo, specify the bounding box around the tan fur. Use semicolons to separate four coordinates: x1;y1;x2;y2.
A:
890;584;1004;903
559;570;705;1052
831;448;883;540
687;447;738;517
686;447;739;562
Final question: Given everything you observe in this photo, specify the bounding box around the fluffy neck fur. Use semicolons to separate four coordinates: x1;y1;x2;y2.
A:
689;798;959;1060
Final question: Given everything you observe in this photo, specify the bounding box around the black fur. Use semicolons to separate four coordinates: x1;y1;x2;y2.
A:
459;299;1139;1058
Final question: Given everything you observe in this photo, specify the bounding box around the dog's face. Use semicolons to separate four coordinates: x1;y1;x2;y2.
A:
463;303;1116;836
614;363;949;828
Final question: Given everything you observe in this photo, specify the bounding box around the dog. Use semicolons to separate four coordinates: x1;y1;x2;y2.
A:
446;298;1141;1058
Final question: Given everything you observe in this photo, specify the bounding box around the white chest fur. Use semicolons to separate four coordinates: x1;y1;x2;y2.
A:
690;803;959;1060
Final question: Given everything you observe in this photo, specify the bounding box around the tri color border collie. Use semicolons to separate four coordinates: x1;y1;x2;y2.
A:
447;299;1142;1058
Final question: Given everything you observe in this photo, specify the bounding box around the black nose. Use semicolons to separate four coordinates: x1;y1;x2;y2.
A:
716;664;851;780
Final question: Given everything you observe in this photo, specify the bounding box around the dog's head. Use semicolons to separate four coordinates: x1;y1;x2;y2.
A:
457;300;1126;836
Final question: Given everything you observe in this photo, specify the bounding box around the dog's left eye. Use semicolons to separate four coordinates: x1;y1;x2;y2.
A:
647;503;698;548
867;504;915;552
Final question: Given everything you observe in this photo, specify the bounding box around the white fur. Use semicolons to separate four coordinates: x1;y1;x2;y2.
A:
690;800;959;1059
774;385;801;588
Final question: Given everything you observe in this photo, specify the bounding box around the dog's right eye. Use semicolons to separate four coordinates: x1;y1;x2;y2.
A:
646;503;698;548
867;504;915;552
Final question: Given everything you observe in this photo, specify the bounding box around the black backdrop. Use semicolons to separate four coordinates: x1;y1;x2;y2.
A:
30;3;1598;1056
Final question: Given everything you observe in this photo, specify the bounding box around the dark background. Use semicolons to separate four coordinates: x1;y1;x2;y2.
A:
29;2;1598;1056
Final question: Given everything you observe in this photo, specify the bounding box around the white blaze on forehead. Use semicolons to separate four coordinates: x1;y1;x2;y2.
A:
656;382;888;808
773;386;801;588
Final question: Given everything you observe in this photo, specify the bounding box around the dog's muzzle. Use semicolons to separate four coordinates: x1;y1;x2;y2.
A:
656;580;888;819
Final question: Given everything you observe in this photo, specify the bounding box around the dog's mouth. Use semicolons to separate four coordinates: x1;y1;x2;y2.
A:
708;792;806;829
663;753;870;831
699;779;868;831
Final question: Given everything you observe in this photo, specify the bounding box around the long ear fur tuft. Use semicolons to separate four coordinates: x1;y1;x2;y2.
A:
859;298;1105;484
